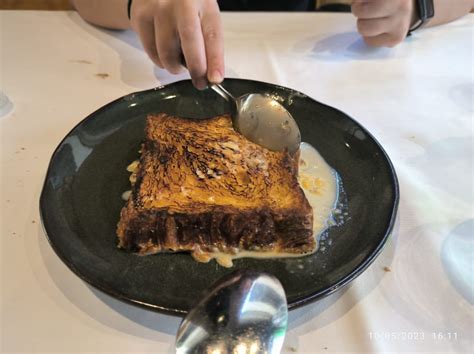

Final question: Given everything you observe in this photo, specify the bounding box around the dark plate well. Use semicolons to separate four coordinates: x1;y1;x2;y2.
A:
40;79;399;315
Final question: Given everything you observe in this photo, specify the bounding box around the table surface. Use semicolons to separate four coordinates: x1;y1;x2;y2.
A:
1;10;473;354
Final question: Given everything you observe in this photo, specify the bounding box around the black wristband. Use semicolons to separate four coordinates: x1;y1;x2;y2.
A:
407;0;435;36
127;0;133;20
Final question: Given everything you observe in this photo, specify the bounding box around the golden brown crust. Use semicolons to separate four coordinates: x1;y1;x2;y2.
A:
117;113;314;258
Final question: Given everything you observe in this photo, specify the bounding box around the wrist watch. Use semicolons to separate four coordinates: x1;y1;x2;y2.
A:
408;0;435;35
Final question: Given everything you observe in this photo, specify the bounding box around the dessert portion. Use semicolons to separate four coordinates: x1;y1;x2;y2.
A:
117;113;315;266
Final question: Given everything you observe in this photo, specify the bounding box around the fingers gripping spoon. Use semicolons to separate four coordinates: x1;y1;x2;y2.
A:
180;56;301;154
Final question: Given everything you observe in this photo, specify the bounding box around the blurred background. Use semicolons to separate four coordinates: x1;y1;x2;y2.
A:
0;0;72;10
1;1;471;12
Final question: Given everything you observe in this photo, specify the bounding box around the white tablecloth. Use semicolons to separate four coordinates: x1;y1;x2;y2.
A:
1;10;473;354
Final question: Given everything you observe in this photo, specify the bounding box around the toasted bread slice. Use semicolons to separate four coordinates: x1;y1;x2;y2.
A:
117;113;314;264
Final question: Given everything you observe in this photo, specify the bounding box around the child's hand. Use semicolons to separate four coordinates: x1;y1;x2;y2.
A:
130;0;224;89
352;0;416;47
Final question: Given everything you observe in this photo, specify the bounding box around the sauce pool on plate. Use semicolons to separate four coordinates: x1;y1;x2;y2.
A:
201;142;340;267
122;142;340;267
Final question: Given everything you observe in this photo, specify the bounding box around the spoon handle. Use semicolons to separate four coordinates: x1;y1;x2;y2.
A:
179;52;235;103
210;84;236;103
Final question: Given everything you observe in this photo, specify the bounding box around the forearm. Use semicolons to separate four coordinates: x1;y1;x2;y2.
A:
427;0;474;27
72;0;130;30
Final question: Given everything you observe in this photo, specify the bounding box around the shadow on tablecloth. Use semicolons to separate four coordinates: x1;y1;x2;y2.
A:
283;216;399;352
292;31;418;62
66;12;240;90
34;225;179;346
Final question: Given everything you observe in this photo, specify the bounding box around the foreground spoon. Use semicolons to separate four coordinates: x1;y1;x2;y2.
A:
210;84;301;155
175;270;288;354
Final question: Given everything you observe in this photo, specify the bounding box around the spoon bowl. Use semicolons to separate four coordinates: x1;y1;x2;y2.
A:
175;270;288;354
211;84;301;155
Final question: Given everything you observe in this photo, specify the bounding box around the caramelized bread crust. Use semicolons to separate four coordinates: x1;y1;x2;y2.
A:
117;113;314;258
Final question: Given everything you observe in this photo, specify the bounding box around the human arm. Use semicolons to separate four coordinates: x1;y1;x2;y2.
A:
352;0;474;47
72;0;130;30
428;0;474;26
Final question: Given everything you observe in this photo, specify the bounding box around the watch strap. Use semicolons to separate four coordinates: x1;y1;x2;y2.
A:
127;0;133;20
408;0;435;35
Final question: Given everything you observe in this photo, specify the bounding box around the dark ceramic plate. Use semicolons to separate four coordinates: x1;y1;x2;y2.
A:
40;79;398;315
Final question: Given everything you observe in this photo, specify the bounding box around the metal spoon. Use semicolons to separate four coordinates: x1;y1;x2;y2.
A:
175;270;288;354
210;84;301;155
180;54;300;154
